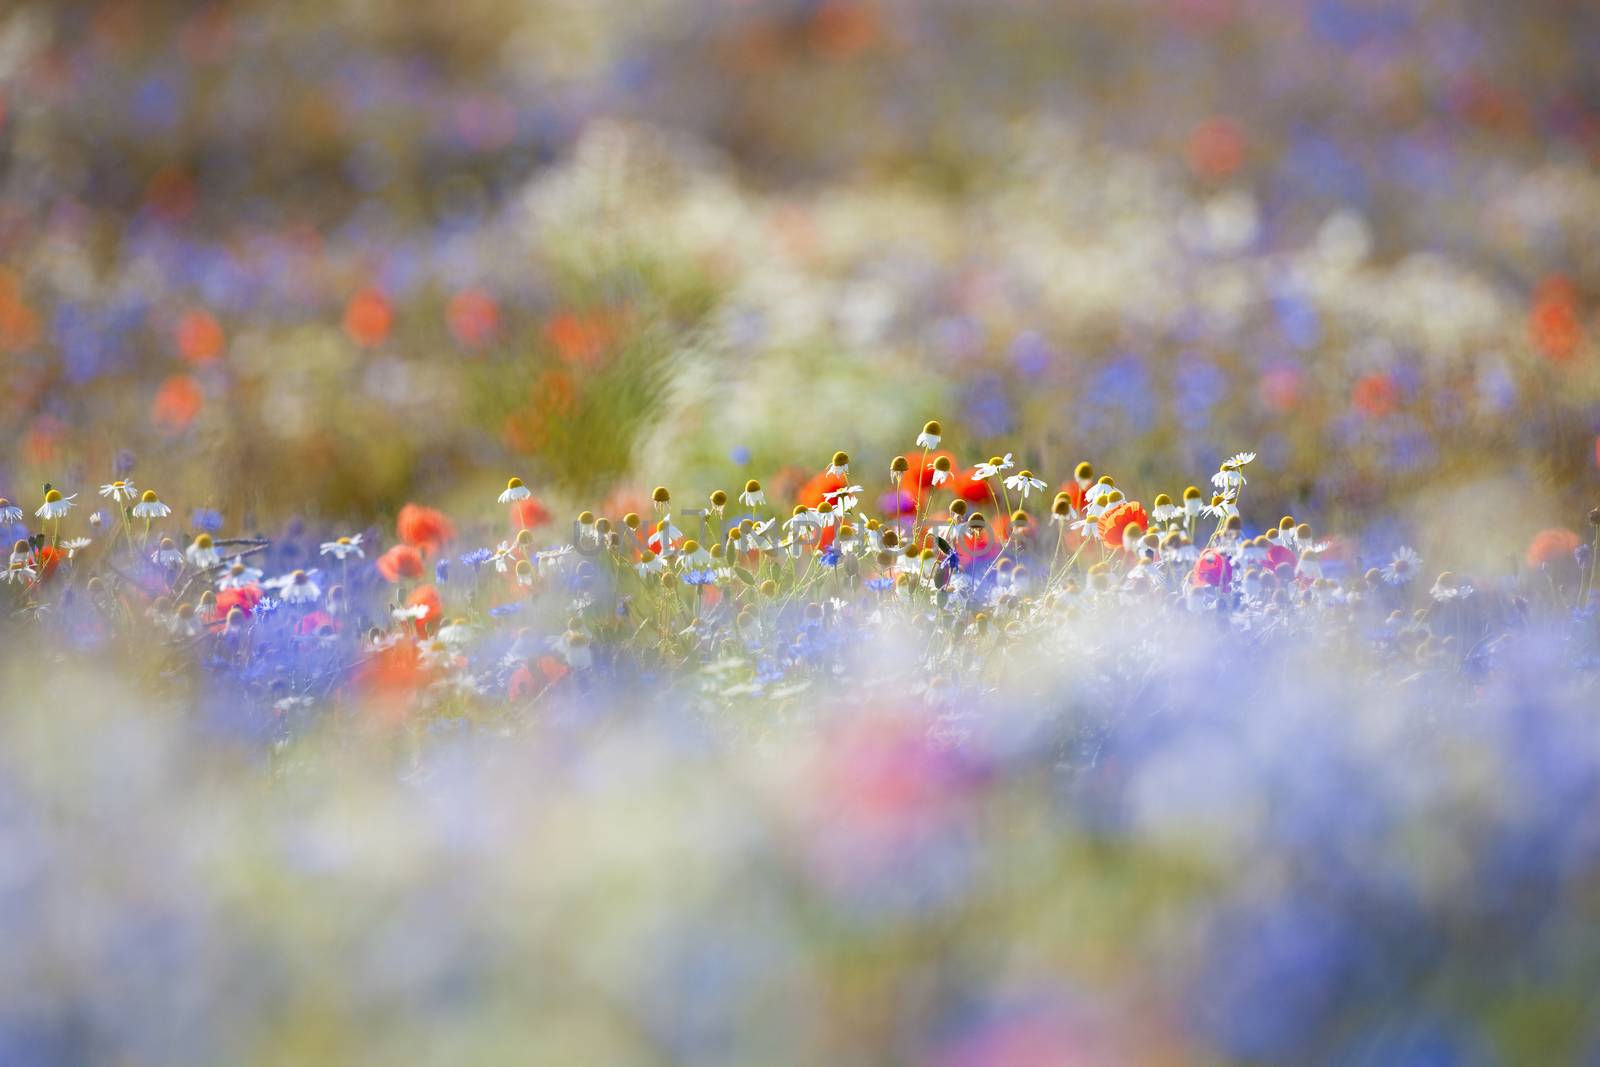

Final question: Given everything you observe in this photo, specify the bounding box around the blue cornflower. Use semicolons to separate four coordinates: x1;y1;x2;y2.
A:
255;596;282;617
819;546;842;568
683;568;717;587
435;560;450;583
190;507;224;533
459;547;494;569
867;577;894;592
489;603;523;618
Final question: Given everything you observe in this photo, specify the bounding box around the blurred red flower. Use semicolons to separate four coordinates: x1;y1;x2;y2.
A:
406;585;442;637
396;503;454;556
1191;548;1233;589
511;497;551;529
376;544;425;583
343;286;392;348
1526;527;1580;570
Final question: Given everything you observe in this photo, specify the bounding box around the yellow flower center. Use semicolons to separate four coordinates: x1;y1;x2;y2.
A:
507;477;524;490
44;489;62;503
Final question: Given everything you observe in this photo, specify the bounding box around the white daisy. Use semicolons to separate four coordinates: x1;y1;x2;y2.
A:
151;538;184;567
99;479;138;503
1085;481;1116;505
1228;451;1257;467
491;540;517;573
498;476;532;504
974;453;1014;480
916;421;943;449
61;537;92;559
738;480;766;508
826;452;850;477
0;499;22;524
217;557;263;589
823;485;863;513
265;569;322;604
393;603;431;622
930;461;953;487
1202;497;1239;520
636;550;666;577
3;557;36;584
1212;466;1245;494
319;533;365;560
186;534;221;568
131;491;171;519
1003;470;1048;499
1384;546;1422;586
35;490;75;520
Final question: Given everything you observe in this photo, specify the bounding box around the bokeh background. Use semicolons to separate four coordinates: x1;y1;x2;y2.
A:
4;0;1600;557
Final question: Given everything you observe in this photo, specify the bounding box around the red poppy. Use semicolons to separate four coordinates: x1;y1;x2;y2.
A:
1264;544;1298;574
1055;480;1087;514
511;496;551;529
152;374;203;432
176;308;225;364
798;470;848;509
1191;548;1233;589
901;450;959;491
396;503;455;556
1098;501;1150;549
343;286;392;348
211;583;263;621
32;545;64;582
406;585;443;638
295;610;340;637
376;544;425;583
1526;527;1581;570
945;467;998;507
447;287;500;348
1351;373;1398;419
508;663;537;701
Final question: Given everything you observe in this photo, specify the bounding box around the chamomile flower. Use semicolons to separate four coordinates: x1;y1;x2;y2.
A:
916;420;943;449
636;550;666;577
1384;546;1422;585
131;490;171;519
151;538;183;567
1202;495;1239;520
217;556;263;589
491;540;518;572
826;451;850;477
36;489;76;520
320;533;365;560
0;499;21;524
1004;470;1048;499
739;479;766;508
498;477;532;504
1183;486;1204;517
99;479;138;503
824;485;863;513
1212;465;1246;496
677;539;713;570
265;568;322;604
931;455;954;486
186;533;222;568
1227;451;1257;467
3;556;35;584
974;453;1014;480
1085;478;1116;505
61;537;92;559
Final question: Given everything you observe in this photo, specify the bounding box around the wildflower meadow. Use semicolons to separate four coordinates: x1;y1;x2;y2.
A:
5;2;1600;1065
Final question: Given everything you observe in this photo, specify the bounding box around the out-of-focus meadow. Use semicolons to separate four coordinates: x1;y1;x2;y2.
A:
4;0;1600;552
7;2;1600;1066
